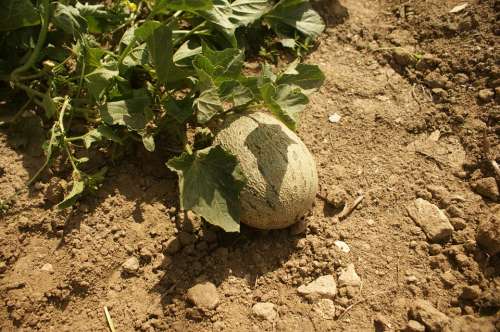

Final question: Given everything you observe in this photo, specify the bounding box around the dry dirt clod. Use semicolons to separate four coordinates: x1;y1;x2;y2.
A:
40;263;54;274
122;257;140;274
472;177;499;201
460;285;481;300
334;240;350;253
338;263;361;287
409;299;450;332
297;275;337;299
187;282;219;310
252;302;277;321
163;237;181;254
406;198;454;243
476;212;500;256
0;261;7;274
477;89;494;102
393;48;416;67
444;315;497;332
405;320;425;332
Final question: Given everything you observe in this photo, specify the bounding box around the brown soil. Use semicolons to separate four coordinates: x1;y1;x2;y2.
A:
1;1;499;331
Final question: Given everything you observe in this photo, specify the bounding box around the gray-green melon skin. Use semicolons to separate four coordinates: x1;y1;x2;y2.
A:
214;111;318;230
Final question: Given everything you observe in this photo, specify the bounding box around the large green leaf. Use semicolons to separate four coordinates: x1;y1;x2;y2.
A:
218;80;253;107
260;83;308;130
52;2;88;35
100;90;152;132
153;0;213;14
199;0;270;45
0;0;40;31
167;145;246;232
201;46;244;80
227;0;271;26
194;88;224;124
264;0;324;38
146;23;188;84
86;67;119;100
163;97;194;124
134;20;162;41
276;60;325;94
81;125;123;149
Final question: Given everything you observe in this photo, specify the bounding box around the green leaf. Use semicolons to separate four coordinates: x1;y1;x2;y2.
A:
0;0;40;31
81;125;123;149
52;2;88;36
264;0;325;38
201;46;245;80
227;0;272;26
173;40;202;66
100;90;153;132
57;171;85;209
194;88;224;124
42;94;57;119
146;23;188;84
219;80;253;107
153;0;213;14
260;83;308;130
276;60;325;94
86;67;119;100
134;20;162;42
142;134;155;152
167;145;246;232
163;97;194;124
197;0;270;46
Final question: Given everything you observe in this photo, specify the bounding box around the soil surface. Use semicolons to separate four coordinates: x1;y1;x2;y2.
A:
1;1;499;331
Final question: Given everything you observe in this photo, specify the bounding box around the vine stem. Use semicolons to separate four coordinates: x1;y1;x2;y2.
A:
10;0;50;80
58;96;78;171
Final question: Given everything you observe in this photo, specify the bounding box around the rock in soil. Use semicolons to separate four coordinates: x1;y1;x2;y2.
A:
312;298;336;320
476;212;500;256
477;89;495;102
338;263;361;287
406;199;454;243
334;240;350;253
252;302;277;321
409;299;449;332
187;282;219;309
405;320;426;332
122;257;140;274
472;177;499;201
297;275;337;299
460;285;481;300
40;263;54;273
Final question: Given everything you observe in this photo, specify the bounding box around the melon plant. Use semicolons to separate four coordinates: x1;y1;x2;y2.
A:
0;0;325;232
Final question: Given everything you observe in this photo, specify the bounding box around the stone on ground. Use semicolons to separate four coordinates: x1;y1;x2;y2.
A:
472;177;499;200
407;198;454;243
338;263;361;287
297;275;337;299
252;302;277;321
187;282;219;309
122;257;140;274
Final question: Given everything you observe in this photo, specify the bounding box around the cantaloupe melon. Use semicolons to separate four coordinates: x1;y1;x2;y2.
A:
214;111;318;230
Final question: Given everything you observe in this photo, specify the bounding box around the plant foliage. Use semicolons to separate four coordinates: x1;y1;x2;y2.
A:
0;0;325;231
